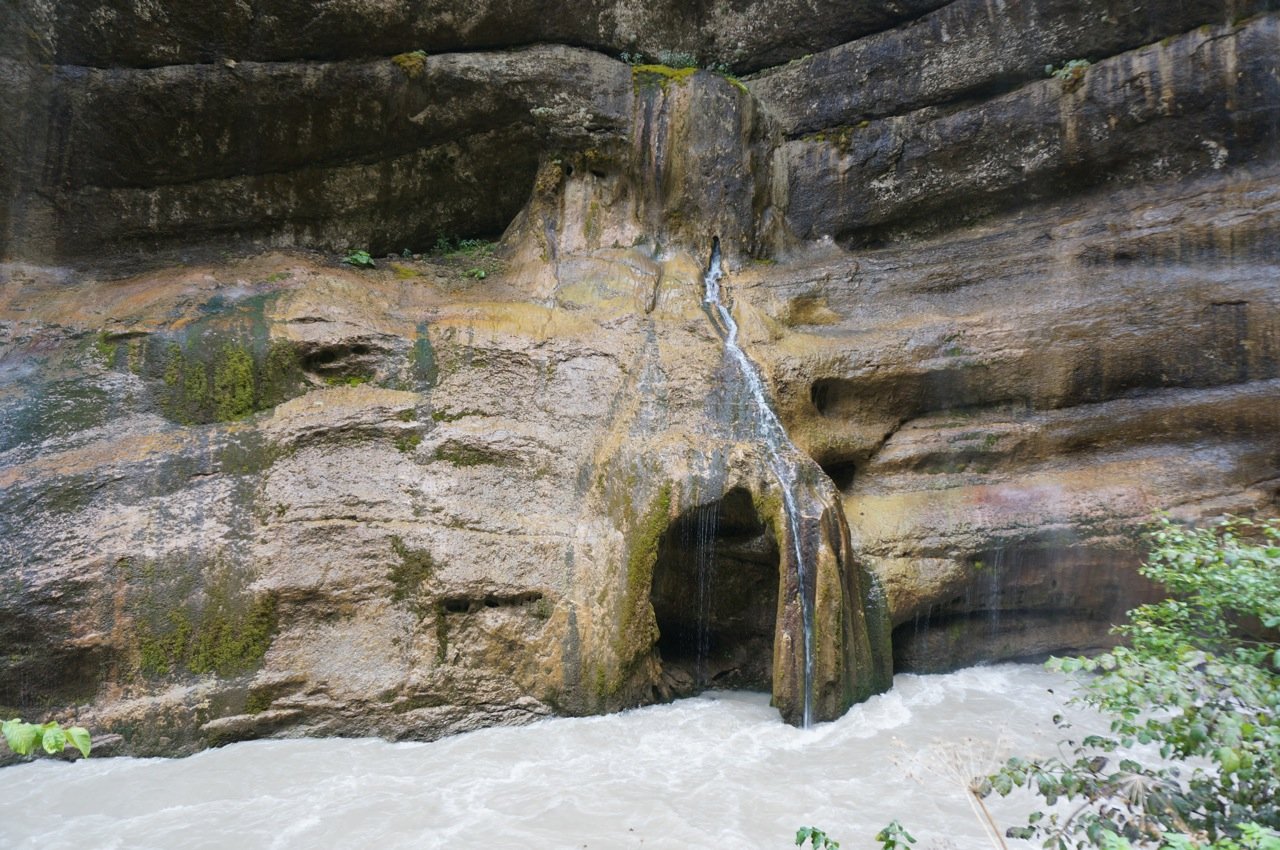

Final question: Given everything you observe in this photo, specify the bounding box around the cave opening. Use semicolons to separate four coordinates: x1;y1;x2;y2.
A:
649;487;780;699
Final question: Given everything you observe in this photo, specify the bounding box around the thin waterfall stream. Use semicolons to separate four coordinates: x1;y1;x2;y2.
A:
701;237;816;727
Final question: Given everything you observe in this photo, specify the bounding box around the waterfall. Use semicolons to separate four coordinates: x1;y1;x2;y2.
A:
701;237;816;727
680;498;720;689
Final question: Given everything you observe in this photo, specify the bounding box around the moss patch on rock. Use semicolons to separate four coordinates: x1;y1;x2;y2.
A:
388;536;437;607
391;50;428;78
156;338;305;425
616;482;672;670
433;441;503;467
632;64;698;91
126;558;278;679
104;292;308;425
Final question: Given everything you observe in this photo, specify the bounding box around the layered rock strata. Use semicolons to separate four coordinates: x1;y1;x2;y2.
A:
1;0;1278;754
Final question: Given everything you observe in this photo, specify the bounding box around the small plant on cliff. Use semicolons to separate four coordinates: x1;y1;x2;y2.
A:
391;50;429;78
1045;59;1091;89
3;718;91;758
342;249;376;269
878;515;1280;849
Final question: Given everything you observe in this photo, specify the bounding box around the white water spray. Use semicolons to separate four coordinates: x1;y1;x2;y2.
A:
702;238;816;726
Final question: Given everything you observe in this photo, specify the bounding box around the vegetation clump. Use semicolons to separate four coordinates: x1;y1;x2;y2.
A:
131;559;279;679
619;482;672;655
391;50;428;78
1046;59;1091;90
159;338;304;424
985;515;1280;849
388;536;436;605
873;515;1280;850
2;718;91;758
631;64;699;91
342;249;376;269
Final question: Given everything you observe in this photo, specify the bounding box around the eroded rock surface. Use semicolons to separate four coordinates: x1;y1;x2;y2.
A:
1;0;1278;754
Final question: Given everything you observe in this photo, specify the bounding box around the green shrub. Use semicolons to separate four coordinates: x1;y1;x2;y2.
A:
2;719;91;758
1045;59;1091;89
342;250;376;269
977;515;1280;849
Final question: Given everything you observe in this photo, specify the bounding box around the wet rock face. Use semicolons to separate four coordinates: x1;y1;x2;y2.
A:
2;0;1279;753
649;488;780;696
4;0;948;71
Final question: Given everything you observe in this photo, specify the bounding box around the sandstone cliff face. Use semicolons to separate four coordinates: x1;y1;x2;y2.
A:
1;0;1277;755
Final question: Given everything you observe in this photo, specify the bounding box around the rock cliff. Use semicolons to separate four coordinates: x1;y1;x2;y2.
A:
1;0;1277;754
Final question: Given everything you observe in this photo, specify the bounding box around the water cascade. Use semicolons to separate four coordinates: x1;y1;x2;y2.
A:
701;237;818;726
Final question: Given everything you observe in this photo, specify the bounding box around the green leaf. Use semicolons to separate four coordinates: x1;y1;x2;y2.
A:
3;720;40;756
1216;746;1241;774
66;726;92;758
41;725;67;755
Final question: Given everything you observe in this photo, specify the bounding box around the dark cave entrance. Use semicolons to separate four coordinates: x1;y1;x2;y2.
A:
649;487;780;698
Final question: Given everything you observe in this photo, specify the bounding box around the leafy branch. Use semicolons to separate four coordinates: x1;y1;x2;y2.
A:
2;718;92;758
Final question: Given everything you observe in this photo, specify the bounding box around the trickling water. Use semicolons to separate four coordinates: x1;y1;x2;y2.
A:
0;666;1103;850
702;237;816;726
694;500;718;688
678;498;721;688
987;548;1005;641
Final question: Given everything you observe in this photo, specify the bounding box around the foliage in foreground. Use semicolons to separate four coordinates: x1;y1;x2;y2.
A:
341;249;375;268
2;718;92;758
976;516;1280;850
797;825;842;849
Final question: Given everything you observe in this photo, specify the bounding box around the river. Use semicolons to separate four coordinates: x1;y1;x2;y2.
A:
0;664;1101;849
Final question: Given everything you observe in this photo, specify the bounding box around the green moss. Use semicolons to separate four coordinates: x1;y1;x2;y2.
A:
803;121;876;155
135;585;277;678
434;607;449;664
434;442;501;467
751;489;784;540
138;608;194;676
412;323;439;388
530;597;553;620
620;482;672;646
94;332;120;366
213;345;255;420
392;50;429;78
394;432;423;453
152;335;306;425
188;593;277;676
256;341;302;409
593;665;610;700
396;409;415;422
243;690;273;715
632;64;698;91
218;431;285;476
388;536;437;604
430;408;470;422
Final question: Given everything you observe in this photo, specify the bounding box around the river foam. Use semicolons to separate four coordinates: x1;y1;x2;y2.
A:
0;664;1096;849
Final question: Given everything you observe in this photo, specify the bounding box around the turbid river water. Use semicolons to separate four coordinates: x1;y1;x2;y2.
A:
0;664;1099;850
